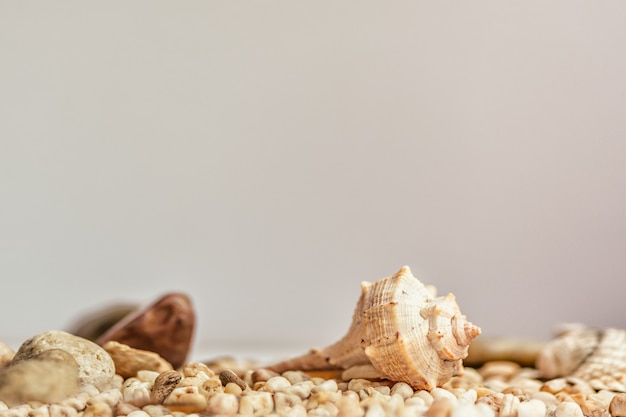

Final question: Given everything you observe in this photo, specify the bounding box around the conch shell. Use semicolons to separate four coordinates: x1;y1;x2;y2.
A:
537;324;626;392
267;266;481;390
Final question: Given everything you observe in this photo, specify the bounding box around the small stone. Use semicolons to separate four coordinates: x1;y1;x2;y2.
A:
151;370;182;404
239;391;273;416
95;293;195;369
206;393;239;415
0;349;79;407
251;368;279;383
425;398;453;417
555;401;584;417
82;402;113;417
0;342;14;368
610;393;626;417
219;369;248;391
12;330;115;390
517;399;547;417
103;341;173;378
162;386;207;413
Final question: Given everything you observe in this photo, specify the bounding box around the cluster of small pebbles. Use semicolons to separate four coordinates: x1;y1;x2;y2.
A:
2;331;626;417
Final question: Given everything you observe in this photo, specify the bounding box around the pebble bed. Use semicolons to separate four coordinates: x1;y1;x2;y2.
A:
2;358;626;417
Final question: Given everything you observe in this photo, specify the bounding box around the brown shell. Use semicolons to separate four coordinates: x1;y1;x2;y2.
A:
267;266;481;390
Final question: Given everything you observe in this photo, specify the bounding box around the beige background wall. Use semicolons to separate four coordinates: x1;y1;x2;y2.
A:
2;2;626;357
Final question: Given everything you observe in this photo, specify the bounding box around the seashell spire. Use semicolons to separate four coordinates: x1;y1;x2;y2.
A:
267;266;481;390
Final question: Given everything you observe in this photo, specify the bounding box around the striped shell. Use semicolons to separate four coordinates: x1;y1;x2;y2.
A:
267;266;481;390
537;324;626;392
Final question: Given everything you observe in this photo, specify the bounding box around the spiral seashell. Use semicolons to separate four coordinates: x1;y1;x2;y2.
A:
267;266;481;390
537;324;626;392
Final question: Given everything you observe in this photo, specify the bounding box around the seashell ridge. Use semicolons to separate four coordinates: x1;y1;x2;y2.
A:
268;266;481;390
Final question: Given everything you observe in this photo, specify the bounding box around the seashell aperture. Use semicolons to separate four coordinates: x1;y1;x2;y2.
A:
267;266;481;390
537;324;626;392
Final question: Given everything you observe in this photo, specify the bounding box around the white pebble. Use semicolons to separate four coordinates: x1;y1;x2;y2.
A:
347;379;372;392
136;370;160;384
127;411;151;417
517;399;547;417
474;402;496;417
363;403;385;417
390;382;413;400
122;379;152;407
88;388;123;408
207;393;239;415
239;392;273;416
458;388;478;405
307;407;331;417
49;404;78;417
555;401;584;417
289;381;314;399
499;393;520;417
431;387;458;404
450;403;483;417
264;376;292;393
312;379;338;393
413;390;434;407
283;404;307;417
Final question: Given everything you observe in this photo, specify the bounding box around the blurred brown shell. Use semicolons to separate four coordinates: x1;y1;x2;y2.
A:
70;293;195;369
267;266;481;390
537;324;626;392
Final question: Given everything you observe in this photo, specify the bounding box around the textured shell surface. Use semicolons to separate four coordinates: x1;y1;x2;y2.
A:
537;324;626;392
267;266;481;390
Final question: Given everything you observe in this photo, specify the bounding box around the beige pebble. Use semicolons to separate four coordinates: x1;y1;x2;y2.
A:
127;410;151;417
541;378;569;394
141;405;171;417
89;388;123;408
554;401;584;417
224;382;243;395
206;393;239;415
274;392;302;411
239;391;273;415
499;393;520;417
312;379;338;393
103;341;172;379
282;371;310;385
82;402;113;417
12;331;115;391
122;378;153;407
162;386;207;413
262;376;292;393
479;361;521;380
431;387;458;404
282;404;307;417
610;393;626;417
181;362;213;378
347;379;372;392
0;349;80;407
425;398;453;417
0;342;14;368
289;381;315;400
450;403;485;417
516;399;547;417
49;404;78;417
390;382;414;400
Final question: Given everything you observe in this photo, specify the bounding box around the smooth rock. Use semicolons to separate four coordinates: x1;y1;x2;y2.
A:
103;341;172;378
12;330;115;390
95;293;195;368
0;342;14;368
0;349;79;407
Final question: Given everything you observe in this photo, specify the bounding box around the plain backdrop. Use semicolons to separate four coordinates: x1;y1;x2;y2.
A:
2;2;626;359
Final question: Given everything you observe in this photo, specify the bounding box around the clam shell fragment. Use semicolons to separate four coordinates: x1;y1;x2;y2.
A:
267;266;481;390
